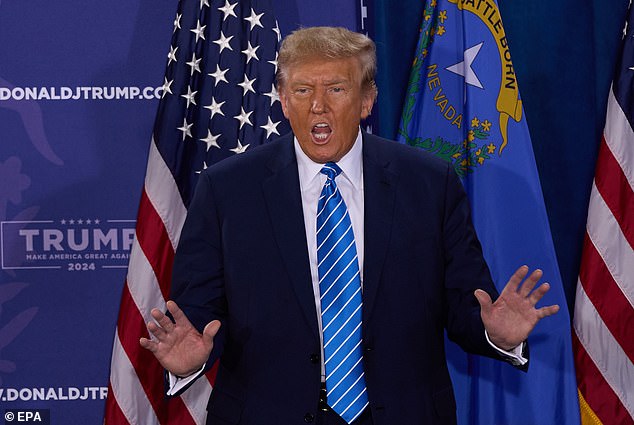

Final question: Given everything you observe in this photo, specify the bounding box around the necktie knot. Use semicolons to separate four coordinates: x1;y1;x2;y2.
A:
320;162;342;180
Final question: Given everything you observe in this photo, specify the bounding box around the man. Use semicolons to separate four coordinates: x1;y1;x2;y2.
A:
140;27;558;425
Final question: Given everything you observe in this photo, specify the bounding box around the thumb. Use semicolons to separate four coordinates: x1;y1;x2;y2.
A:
202;320;221;347
474;289;493;312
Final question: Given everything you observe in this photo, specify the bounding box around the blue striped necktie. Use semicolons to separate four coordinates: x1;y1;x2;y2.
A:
317;162;368;423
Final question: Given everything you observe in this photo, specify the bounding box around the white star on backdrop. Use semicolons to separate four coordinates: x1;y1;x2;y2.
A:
186;53;202;75
218;0;238;21
230;140;250;154
445;42;484;89
209;65;229;86
181;86;197;108
161;77;173;98
234;107;253;129
177;118;193;141
190;21;206;43
200;130;221;151
241;41;260;63
238;74;256;95
244;8;264;31
214;31;234;53
260;117;281;138
205;97;226;119
167;45;178;65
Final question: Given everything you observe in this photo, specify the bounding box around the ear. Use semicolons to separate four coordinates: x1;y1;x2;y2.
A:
278;86;290;119
360;91;375;120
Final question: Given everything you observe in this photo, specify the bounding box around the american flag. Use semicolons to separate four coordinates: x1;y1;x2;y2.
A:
572;5;634;425
104;0;288;423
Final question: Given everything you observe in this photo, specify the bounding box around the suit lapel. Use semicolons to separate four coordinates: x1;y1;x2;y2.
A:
261;135;320;341
362;134;398;329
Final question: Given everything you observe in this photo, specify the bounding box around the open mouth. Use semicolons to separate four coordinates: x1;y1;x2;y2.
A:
311;123;332;143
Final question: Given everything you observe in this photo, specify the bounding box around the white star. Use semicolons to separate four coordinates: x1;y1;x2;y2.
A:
273;21;281;41
61;219;66;225
190;20;206;43
238;74;256;95
204;97;226;119
86;219;92;224
69;219;75;224
234;107;253;129
208;65;229;86
218;0;238;21
186;53;202;76
167;45;178;65
263;84;280;106
445;42;484;89
196;161;210;174
161;77;173;98
230;140;250;154
268;51;278;72
94;219;100;224
181;86;197;108
173;13;182;33
244;8;264;31
199;0;209;8
260;117;281;138
78;219;84;224
200;130;221;151
177;118;193;141
213;31;234;53
241;41;260;63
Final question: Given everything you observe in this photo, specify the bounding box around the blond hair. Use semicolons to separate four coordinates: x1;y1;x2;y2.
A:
276;26;378;98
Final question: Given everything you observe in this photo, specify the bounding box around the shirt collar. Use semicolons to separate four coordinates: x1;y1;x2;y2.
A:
294;129;363;191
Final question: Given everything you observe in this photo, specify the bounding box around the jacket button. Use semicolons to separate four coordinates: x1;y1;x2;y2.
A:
309;353;319;364
304;413;315;423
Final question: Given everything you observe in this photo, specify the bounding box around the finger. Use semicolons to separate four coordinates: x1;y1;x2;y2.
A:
528;282;551;306
166;300;190;327
139;337;157;352
202;320;222;346
147;321;167;339
519;268;543;298
474;289;493;313
151;308;175;332
536;304;560;318
501;265;529;295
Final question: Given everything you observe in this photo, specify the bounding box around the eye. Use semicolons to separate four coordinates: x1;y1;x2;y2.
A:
294;87;310;95
329;86;345;94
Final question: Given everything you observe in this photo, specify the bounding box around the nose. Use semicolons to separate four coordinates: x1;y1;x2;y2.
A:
310;91;327;114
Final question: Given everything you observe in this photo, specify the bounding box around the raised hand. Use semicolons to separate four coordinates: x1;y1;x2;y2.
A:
474;265;560;351
139;300;221;377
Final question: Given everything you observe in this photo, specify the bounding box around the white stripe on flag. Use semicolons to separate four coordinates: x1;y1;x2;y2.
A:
586;182;634;307
604;88;634;190
573;281;634;418
145;138;188;251
109;332;159;425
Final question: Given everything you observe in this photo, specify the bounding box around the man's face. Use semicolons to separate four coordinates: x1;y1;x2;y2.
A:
279;56;375;163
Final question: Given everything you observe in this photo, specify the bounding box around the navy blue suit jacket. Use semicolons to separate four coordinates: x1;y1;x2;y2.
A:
171;132;517;425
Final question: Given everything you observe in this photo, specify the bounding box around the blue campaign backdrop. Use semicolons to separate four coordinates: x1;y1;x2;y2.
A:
0;0;627;423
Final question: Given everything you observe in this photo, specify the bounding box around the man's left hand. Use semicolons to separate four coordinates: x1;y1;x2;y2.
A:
475;265;560;351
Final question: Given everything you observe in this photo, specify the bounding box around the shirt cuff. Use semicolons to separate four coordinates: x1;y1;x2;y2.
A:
485;331;528;366
166;364;206;396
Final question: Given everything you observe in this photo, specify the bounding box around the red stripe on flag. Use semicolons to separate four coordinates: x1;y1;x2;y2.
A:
117;282;195;425
595;136;634;248
135;188;176;300
573;332;634;425
579;233;634;364
104;382;131;425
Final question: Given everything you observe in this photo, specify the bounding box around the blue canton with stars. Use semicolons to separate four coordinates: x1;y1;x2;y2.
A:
153;0;289;206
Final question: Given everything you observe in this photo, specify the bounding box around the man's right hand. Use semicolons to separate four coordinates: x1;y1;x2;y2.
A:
139;300;220;377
